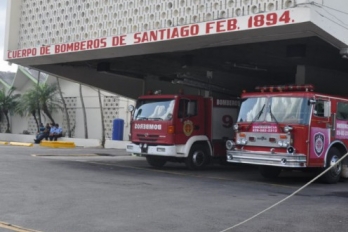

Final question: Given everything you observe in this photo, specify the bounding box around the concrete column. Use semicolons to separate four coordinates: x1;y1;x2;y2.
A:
4;0;21;52
295;65;306;85
295;65;348;96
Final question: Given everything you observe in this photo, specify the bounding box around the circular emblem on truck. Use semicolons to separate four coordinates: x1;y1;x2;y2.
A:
183;120;194;136
314;132;324;157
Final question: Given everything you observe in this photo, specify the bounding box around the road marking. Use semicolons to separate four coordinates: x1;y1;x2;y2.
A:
0;221;41;232
79;160;297;189
31;154;100;157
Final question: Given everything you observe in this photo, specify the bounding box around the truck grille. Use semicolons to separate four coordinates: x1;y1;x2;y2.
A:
137;134;159;142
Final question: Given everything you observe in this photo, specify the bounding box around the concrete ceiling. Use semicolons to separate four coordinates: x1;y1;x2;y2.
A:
31;35;348;99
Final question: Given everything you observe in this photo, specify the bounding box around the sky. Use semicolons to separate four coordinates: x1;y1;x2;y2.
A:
0;0;18;72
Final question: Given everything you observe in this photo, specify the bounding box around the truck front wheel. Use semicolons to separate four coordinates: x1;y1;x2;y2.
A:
186;144;210;170
321;147;342;184
146;156;167;168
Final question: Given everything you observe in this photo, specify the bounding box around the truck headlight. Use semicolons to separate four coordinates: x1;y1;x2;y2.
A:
278;141;288;147
284;126;293;133
226;140;235;150
278;140;284;147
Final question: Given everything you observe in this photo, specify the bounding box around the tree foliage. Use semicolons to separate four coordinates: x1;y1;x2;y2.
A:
0;87;20;133
17;83;63;129
35;83;63;124
16;90;40;130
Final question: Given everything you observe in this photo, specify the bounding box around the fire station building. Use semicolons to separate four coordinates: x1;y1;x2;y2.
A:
4;0;348;99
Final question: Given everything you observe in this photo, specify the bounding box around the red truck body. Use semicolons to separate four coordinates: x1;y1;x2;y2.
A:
226;85;348;183
126;93;239;169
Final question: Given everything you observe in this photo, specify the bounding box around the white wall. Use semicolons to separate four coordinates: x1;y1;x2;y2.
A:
57;78;135;141
9;72;135;141
297;0;348;47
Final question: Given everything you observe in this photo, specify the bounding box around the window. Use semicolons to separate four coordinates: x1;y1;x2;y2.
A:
133;99;174;121
337;102;348;120
237;97;310;124
314;101;325;117
178;99;197;118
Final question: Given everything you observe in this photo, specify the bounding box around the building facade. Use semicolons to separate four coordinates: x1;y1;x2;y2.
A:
0;68;134;141
3;0;348;112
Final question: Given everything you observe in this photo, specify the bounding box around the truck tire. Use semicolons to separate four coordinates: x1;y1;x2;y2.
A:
321;147;342;184
146;156;167;168
259;166;282;179
185;144;210;170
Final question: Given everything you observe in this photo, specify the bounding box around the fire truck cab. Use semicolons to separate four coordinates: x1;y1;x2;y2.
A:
126;92;239;169
226;85;348;183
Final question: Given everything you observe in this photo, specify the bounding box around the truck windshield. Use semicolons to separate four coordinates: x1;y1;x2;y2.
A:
133;99;175;121
238;97;311;124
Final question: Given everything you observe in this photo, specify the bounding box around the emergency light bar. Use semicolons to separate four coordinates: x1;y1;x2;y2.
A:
255;84;314;92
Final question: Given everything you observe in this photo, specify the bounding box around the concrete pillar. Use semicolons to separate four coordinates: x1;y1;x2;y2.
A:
295;65;306;85
295;65;348;96
4;0;21;52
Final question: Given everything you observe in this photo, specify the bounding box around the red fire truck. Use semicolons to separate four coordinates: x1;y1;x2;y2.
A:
226;84;348;183
126;92;239;169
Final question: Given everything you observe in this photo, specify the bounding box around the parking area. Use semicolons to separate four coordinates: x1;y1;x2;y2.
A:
0;145;346;232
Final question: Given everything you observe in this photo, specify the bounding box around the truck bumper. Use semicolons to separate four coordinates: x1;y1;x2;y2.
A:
126;143;184;157
226;150;307;168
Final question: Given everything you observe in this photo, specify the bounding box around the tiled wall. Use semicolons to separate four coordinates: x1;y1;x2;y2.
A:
18;0;295;48
103;95;120;139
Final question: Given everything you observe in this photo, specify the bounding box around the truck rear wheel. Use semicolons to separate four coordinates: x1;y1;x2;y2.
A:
259;166;282;179
185;144;210;170
321;147;342;184
146;156;167;168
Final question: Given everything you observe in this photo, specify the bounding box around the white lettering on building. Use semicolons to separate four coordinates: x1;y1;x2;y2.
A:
6;10;304;60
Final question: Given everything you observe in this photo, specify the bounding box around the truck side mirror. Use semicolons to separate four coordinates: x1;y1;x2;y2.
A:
308;98;316;105
323;101;331;117
187;101;196;116
128;105;135;112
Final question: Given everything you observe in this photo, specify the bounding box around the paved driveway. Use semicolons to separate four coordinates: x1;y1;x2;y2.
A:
0;145;346;232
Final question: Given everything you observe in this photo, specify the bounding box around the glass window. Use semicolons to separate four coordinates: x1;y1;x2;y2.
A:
337;102;348;120
237;97;267;122
314;100;325;117
269;97;311;124
178;99;197;118
133;99;174;121
238;97;311;124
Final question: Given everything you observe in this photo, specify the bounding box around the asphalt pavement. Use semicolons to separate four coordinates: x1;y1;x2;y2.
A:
0;145;346;232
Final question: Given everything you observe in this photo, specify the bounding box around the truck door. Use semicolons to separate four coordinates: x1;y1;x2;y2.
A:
309;99;331;167
175;97;205;145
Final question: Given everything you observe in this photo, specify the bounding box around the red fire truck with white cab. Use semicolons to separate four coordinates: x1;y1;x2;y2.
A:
226;85;348;183
126;92;239;169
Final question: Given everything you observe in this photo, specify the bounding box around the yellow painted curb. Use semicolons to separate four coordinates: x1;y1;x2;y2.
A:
9;142;33;147
40;141;76;148
0;141;8;145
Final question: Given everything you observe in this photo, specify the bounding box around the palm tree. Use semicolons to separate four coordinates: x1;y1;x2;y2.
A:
16;91;40;130
0;87;20;133
35;83;63;124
